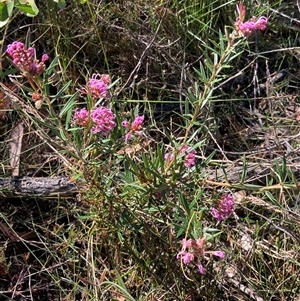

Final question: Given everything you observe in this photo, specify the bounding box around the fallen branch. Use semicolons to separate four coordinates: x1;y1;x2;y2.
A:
0;177;79;197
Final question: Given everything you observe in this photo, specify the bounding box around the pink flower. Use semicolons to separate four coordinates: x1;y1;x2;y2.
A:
82;74;111;99
239;21;256;32
125;132;132;142
176;250;186;259
6;41;48;76
211;194;235;221
197;263;206;275
182;252;195;264
131;116;144;131
122;115;144;142
90;106;116;135
164;152;174;162
177;251;195;264
211;250;225;259
6;41;25;56
181;238;192;249
255;16;268;30
181;146;196;168
41;54;49;62
122;120;129;128
100;74;110;85
237;17;268;36
72;106;116;136
73;108;90;126
86;74;110;99
234;2;268;37
177;236;225;275
164;145;196;168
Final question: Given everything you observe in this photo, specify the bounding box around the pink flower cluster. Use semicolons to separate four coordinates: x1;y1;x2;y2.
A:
90;107;116;135
177;236;225;275
211;194;235;222
81;73;111;99
164;145;196;168
122;115;144;142
73;108;90;127
234;2;268;37
73;106;116;136
6;41;48;76
236;17;268;37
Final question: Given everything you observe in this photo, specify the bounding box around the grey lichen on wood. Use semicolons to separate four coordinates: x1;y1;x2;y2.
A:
0;177;79;197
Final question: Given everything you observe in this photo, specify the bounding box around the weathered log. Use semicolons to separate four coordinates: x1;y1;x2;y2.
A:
0;177;79;197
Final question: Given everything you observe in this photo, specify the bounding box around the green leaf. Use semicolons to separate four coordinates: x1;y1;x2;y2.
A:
15;0;38;16
52;80;73;102
57;91;79;122
194;63;208;84
219;29;225;51
240;155;247;184
0;0;14;27
0;68;18;78
76;213;97;220
14;5;35;15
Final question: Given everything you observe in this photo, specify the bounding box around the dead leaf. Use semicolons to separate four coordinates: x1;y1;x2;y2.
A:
233;190;246;204
35;99;43;109
9;122;24;176
0;220;19;243
117;140;152;155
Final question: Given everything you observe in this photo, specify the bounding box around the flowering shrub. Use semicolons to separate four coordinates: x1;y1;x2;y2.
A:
122;115;144;142
234;2;268;37
164;145;196;168
211;194;235;222
6;41;48;76
2;0;294;297
177;237;225;275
